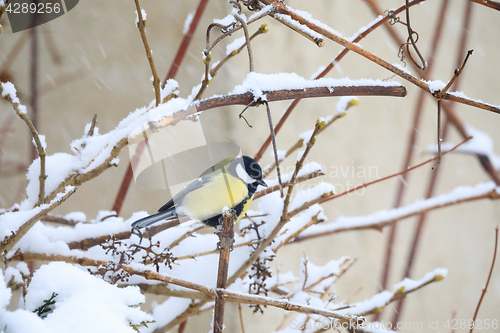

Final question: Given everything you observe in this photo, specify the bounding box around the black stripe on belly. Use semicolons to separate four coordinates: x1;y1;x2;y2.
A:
202;195;251;227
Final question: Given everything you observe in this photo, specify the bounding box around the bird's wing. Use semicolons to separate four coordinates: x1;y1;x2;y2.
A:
158;175;213;212
199;156;234;177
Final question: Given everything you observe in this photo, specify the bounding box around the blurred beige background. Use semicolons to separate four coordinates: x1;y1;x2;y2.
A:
1;0;499;332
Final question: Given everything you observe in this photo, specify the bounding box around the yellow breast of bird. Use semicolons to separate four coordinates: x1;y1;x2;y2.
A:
182;170;249;221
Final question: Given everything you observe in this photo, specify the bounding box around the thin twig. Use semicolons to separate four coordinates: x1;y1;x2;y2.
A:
193;6;275;101
87;114;98;137
271;12;324;47
175;240;259;261
358;273;446;317
156;301;207;332
470;226;499;333
392;2;476;324
254;170;325;199
133;0;161;106
436;50;474;100
30;26;39;162
167;225;205;250
294;188;500;242
321;137;472;205
238;101;254;128
238;303;246;333
278;213;322;251
137;283;210;299
0;83;46;206
263;100;356;177
195;16;244;101
469;0;500;11
233;12;254;72
285;137;474;234
404;0;426;70
263;100;283;197
163;0;210;85
210;24;267;78
227;120;322;286
258;0;500;115
432;100;442;170
282;121;322;220
286;257;351;301
254;0;426;162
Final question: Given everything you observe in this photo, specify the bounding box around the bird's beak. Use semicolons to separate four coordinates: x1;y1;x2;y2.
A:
257;179;267;187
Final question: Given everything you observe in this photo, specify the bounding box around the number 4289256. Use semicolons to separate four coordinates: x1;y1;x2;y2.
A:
5;2;61;14
444;319;498;330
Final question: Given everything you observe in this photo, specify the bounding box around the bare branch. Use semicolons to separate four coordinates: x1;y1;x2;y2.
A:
1;82;47;206
163;0;210;84
255;169;325;199
470;226;499;333
254;0;426;162
233;12;254;72
210;24;267;78
470;0;500;11
260;0;500;115
227;120;323;286
321;136;473;205
133;0;161;106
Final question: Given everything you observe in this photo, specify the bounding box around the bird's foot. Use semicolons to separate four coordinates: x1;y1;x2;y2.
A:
216;238;235;252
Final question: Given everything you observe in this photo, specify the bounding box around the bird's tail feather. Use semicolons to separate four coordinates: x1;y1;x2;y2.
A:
131;209;178;229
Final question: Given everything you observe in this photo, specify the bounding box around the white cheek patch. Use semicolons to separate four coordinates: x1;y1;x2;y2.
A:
236;163;255;184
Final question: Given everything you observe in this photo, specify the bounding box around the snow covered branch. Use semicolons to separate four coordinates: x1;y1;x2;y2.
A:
338;268;447;317
257;0;500;115
295;182;500;242
8;251;359;322
254;0;426;162
0;186;75;259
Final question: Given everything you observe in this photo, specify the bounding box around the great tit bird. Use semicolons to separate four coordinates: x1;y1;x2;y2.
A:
131;155;267;229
